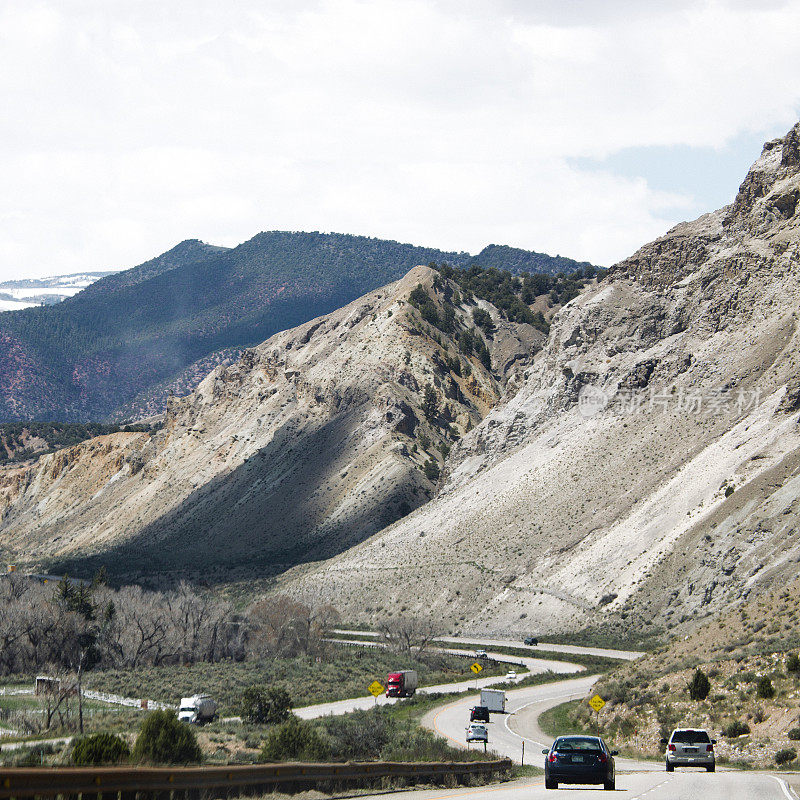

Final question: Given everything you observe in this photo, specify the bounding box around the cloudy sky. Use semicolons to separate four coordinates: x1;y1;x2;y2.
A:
2;0;800;280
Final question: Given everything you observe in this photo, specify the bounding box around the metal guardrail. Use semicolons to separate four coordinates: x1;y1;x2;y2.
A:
0;758;513;799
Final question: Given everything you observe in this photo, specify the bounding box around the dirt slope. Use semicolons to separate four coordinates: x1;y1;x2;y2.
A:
0;266;539;582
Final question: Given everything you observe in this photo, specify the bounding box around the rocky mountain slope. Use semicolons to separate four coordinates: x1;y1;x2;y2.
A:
0;421;154;465
0;233;593;424
0;266;540;582
281;122;800;638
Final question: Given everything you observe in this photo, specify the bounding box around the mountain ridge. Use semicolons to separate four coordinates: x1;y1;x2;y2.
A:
0;265;542;583
0;232;595;423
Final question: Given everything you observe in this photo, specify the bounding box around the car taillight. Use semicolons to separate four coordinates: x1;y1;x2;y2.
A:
707;744;714;752
668;744;676;751
598;752;608;763
548;752;558;763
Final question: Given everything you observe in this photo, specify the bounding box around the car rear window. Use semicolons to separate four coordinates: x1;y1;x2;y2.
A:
555;737;603;752
671;730;710;743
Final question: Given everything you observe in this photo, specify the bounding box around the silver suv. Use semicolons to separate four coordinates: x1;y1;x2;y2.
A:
466;723;488;743
662;728;716;772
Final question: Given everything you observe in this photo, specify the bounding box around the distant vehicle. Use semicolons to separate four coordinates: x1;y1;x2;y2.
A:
480;688;506;713
505;670;517;681
475;649;488;659
662;728;716;772
523;636;538;646
177;694;217;724
466;723;488;743
386;670;418;698
543;735;617;791
470;705;490;722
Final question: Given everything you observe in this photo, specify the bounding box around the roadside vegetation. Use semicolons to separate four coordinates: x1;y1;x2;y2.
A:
0;572;517;766
1;691;501;769
563;577;800;769
85;647;506;715
539;700;598;740
3;575;493;734
537;624;663;652
202;690;507;767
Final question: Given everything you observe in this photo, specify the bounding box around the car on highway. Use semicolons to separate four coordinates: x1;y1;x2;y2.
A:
475;649;488;659
661;728;716;772
505;670;517;681
470;705;490;722
466;723;488;743
542;735;617;791
523;636;538;646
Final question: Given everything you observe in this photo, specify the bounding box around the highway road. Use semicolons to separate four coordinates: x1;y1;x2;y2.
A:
331;630;645;661
419;674;649;767
417;676;800;798
341;772;799;799
434;634;644;662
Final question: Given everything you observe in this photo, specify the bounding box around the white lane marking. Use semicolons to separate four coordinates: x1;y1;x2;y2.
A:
502;691;588;749
628;775;672;800
772;776;800;800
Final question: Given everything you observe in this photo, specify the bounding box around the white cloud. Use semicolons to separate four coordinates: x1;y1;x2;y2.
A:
1;0;799;279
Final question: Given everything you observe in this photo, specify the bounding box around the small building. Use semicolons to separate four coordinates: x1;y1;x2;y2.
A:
35;676;61;696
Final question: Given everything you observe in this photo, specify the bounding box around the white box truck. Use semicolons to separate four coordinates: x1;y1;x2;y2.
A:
480;688;506;713
178;694;217;724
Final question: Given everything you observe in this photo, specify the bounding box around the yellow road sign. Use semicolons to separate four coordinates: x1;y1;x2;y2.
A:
588;694;606;713
470;662;483;674
368;680;384;697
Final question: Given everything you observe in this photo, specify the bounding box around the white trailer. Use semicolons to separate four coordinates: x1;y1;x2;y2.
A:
177;694;217;724
480;688;506;713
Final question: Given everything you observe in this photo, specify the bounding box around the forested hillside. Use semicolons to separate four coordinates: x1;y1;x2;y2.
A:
435;262;606;334
0;232;596;422
469;244;595;277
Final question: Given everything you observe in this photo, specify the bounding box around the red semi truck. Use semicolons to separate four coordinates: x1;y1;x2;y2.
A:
386;670;418;698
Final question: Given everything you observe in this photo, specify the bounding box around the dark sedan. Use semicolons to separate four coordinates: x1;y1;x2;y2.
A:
542;735;617;790
470;705;490;722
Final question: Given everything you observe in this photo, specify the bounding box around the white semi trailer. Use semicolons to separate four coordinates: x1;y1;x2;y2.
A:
178;694;218;724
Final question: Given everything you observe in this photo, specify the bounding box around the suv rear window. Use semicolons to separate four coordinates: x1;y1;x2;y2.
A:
671;730;710;743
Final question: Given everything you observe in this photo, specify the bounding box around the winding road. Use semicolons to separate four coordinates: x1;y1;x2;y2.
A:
7;634;798;796
319;633;800;798
331;631;645;662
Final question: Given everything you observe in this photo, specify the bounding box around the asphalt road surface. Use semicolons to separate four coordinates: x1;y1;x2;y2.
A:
344;772;799;799
331;631;644;661
421;674;609;766
418;676;800;798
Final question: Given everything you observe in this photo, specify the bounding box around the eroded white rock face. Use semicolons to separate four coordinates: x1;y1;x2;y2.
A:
283;123;800;638
0;265;538;581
